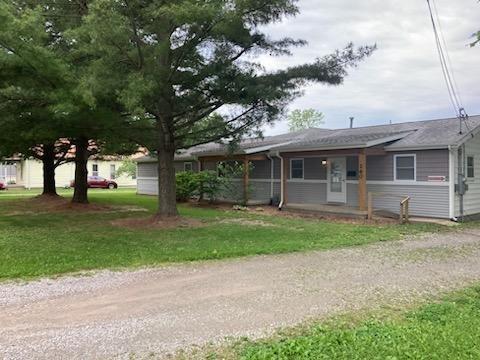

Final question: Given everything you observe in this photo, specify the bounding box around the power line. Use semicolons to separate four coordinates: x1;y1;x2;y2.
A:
426;0;469;133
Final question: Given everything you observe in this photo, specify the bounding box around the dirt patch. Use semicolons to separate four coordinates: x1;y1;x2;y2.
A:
3;196;111;214
187;202;399;225
219;218;277;227
111;216;205;230
3;196;149;216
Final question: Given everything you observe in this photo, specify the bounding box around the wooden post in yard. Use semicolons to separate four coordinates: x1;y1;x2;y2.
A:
358;149;367;211
243;157;249;205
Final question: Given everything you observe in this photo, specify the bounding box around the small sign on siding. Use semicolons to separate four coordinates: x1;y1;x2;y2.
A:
427;175;446;182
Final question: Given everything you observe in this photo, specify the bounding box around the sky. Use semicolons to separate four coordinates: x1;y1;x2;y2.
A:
259;0;480;135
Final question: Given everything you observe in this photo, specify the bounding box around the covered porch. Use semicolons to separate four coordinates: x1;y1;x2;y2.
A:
278;147;385;213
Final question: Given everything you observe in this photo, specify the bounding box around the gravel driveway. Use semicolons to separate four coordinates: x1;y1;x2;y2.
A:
2;228;480;359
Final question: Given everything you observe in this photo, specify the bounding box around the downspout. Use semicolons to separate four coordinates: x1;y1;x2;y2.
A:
274;151;285;210
266;154;274;201
458;143;466;221
448;145;458;222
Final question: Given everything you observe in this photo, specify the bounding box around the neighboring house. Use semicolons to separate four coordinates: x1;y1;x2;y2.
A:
136;116;480;220
0;156;137;189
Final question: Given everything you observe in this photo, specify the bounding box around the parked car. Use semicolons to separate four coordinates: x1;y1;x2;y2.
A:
70;176;118;189
0;181;7;190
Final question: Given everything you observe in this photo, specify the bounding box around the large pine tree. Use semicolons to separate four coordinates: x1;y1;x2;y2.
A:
74;0;375;217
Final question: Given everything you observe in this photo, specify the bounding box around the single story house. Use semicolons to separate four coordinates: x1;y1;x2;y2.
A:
0;156;137;189
136;115;480;220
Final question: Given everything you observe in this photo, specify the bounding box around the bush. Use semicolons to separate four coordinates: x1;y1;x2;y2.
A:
175;171;198;202
196;170;226;203
175;162;249;203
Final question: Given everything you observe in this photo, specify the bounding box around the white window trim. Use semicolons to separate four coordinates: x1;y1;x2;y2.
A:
394;154;416;182
290;158;304;180
466;155;475;179
92;163;99;177
184;162;193;172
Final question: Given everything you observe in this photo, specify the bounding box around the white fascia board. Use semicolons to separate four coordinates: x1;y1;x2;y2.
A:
385;145;449;151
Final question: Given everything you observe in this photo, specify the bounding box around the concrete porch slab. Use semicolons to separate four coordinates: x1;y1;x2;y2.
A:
284;203;368;218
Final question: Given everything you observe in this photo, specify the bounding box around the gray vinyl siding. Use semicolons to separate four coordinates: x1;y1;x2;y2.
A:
455;135;480;217
366;150;449;181
367;155;393;181
137;161;198;179
137;178;158;195
273;181;281;198
346;183;449;218
287;182;327;204
137;162;157;178
304;158;326;180
250;180;273;203
273;158;281;179
251;160;271;179
174;161;199;173
414;150;449;181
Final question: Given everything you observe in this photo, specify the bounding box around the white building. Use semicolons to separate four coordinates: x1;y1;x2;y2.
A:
1;157;136;188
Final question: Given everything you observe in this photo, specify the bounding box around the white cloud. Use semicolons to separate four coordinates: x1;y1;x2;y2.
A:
259;0;480;135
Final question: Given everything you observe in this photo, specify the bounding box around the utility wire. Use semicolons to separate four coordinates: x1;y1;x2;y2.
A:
426;0;470;133
431;0;465;110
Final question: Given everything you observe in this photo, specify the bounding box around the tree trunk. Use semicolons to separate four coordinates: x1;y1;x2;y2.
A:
156;147;179;218
41;143;58;196
72;137;89;204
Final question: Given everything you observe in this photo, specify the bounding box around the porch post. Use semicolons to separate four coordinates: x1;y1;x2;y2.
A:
282;155;288;205
358;149;367;211
243;157;249;205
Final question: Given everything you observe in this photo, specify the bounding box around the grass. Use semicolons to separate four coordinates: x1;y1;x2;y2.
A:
0;189;444;281
194;286;480;360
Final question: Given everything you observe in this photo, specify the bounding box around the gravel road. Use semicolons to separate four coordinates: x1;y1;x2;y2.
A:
2;229;480;359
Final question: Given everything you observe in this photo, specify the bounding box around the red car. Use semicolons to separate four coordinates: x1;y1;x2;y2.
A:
70;176;118;189
0;181;7;190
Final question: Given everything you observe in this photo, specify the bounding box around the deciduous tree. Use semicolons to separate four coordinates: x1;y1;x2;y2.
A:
287;109;325;132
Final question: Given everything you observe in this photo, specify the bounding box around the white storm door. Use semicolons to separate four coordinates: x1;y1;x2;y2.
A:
327;157;347;203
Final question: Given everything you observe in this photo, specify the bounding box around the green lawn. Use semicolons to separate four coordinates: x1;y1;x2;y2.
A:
0;189;443;281
228;286;480;360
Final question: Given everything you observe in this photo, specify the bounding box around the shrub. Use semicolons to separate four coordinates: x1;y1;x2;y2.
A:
175;171;198;202
196;170;226;203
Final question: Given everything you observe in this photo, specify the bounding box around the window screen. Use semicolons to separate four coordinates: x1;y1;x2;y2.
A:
467;156;474;178
110;164;116;179
291;159;304;179
395;155;415;180
184;162;193;172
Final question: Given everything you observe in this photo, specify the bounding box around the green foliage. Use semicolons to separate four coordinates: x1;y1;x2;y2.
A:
116;159;137;179
176;162;246;203
287;109;325;132
195;170;227;203
72;0;375;214
0;189;440;280
176;171;199;202
239;287;480;359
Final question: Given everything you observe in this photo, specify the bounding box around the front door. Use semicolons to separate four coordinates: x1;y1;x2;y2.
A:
327;157;347;203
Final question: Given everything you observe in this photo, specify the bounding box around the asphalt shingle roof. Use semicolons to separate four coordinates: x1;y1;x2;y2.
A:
136;115;480;162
